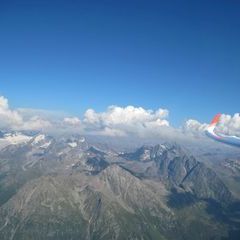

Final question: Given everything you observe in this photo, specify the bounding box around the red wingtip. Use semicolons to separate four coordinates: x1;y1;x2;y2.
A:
210;113;222;126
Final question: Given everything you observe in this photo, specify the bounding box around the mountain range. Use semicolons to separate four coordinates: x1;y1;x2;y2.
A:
0;133;240;240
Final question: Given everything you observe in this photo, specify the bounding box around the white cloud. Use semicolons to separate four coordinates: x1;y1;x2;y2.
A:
21;116;52;131
183;119;208;133
83;105;169;136
17;108;66;120
0;96;8;109
64;117;81;126
0;96;23;129
0;96;52;131
0;96;171;136
217;113;240;137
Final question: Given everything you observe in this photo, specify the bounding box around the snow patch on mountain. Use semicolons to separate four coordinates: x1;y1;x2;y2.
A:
39;141;52;149
68;142;78;148
32;134;45;145
0;132;32;148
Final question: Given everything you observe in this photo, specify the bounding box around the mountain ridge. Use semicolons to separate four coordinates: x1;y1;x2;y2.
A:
0;134;239;239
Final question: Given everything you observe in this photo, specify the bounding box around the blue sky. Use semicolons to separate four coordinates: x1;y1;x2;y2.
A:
0;0;239;126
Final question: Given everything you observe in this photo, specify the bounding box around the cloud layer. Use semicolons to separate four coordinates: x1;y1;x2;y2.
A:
0;95;239;139
0;96;52;131
0;96;171;137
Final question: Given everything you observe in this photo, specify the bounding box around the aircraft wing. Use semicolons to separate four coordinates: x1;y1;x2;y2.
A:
206;114;240;147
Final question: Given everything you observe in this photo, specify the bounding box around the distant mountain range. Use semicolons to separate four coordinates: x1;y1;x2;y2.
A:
0;133;240;239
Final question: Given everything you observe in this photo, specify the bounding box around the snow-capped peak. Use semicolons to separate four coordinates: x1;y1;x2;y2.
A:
79;137;85;143
4;132;32;145
68;142;78;148
31;134;46;145
30;134;52;149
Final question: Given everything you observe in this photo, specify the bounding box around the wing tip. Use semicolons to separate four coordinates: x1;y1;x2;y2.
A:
210;113;222;126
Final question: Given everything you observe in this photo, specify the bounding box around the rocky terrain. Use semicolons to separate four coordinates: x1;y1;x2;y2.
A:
0;133;240;240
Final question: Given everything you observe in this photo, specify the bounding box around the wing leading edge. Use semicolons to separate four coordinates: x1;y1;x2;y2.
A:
206;114;240;147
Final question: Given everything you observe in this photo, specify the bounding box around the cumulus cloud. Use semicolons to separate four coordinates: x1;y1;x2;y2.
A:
183;119;208;134
83;106;169;136
0;96;52;131
216;113;240;137
64;117;81;126
0;96;23;129
0;97;171;137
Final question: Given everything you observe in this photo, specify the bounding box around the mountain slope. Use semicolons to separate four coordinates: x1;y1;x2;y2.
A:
0;137;239;239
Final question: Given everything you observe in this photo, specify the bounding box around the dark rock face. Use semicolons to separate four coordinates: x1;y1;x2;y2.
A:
86;156;109;173
181;162;232;203
121;144;232;204
0;138;239;240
